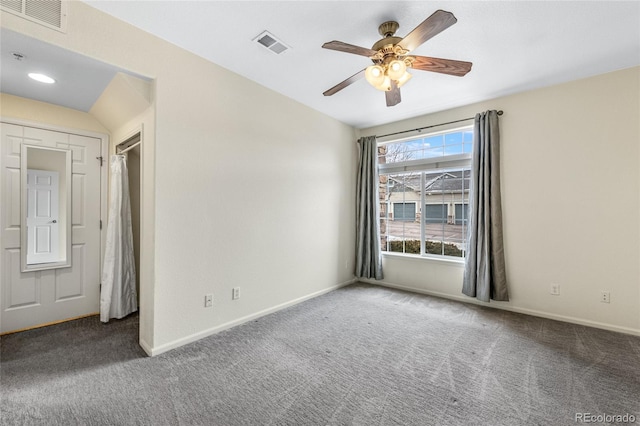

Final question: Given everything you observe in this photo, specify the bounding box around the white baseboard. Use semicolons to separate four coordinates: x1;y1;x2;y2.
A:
147;278;357;357
138;338;153;357
361;279;640;337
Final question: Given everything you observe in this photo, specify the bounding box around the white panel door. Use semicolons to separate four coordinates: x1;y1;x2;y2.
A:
1;123;103;333
26;169;60;264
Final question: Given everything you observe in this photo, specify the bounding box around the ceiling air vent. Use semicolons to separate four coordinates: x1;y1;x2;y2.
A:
1;0;67;33
254;31;290;55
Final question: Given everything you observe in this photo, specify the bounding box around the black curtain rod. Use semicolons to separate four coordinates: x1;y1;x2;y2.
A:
375;110;503;140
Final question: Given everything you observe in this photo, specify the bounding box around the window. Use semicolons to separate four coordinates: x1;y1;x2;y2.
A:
378;127;472;258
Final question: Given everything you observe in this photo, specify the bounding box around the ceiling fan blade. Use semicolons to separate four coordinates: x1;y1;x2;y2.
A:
385;80;401;107
323;69;366;96
322;41;378;57
410;56;472;77
398;10;458;53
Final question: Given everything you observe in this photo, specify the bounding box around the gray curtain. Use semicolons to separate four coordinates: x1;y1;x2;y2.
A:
462;110;508;302
355;136;383;280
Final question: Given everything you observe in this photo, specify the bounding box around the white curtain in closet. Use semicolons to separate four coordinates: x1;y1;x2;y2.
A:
100;154;137;323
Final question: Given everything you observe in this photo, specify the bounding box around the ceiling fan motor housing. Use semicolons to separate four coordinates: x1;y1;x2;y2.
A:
371;22;410;66
378;21;399;37
372;37;402;56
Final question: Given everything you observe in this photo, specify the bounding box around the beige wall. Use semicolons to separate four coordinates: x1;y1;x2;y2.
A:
0;93;108;134
361;66;640;335
1;2;357;354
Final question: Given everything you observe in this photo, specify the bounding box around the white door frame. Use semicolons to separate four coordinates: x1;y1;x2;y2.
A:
0;117;108;326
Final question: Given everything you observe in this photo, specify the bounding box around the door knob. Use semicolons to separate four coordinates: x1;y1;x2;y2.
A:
49;220;57;223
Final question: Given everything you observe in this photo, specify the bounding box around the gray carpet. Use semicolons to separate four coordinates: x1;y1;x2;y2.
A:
2;283;639;425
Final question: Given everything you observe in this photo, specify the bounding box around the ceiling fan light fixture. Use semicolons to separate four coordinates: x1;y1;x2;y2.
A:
387;59;406;80
374;75;392;92
396;71;412;88
365;65;385;87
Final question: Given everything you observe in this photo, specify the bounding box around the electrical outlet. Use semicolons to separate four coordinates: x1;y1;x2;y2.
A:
204;294;213;308
601;291;610;303
550;284;560;295
232;287;240;300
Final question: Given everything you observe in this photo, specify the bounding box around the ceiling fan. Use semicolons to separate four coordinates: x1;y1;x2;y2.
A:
322;9;472;107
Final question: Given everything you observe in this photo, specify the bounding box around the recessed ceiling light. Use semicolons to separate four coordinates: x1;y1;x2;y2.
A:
28;73;56;84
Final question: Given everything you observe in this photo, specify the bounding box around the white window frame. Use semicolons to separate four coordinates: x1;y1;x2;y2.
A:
378;125;472;261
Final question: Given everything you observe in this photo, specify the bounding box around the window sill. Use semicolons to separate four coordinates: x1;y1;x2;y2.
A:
382;251;466;266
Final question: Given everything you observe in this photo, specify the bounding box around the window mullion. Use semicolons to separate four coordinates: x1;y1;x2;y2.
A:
441;183;446;256
420;172;425;256
384;178;390;252
402;175;406;253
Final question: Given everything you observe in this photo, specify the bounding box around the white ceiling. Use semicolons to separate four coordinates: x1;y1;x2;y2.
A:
4;1;640;129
